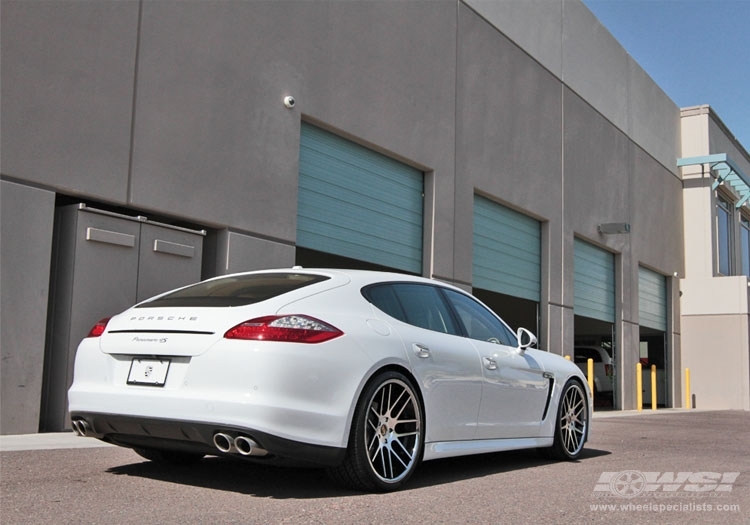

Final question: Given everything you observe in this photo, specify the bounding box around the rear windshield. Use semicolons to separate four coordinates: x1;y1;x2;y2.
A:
137;273;329;308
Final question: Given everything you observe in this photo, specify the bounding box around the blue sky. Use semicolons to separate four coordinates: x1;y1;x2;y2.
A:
582;0;750;153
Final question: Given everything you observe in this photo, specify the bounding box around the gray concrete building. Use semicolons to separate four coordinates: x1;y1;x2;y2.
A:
1;0;745;435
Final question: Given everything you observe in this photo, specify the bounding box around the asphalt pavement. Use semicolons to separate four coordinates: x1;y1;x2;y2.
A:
1;409;748;524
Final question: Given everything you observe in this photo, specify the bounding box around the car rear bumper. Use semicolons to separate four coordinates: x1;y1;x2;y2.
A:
68;337;374;452
69;411;347;467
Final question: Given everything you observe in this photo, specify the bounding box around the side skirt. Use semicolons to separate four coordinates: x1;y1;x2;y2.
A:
423;437;554;461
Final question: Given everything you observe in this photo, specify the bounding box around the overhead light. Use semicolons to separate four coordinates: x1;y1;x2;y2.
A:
598;223;631;235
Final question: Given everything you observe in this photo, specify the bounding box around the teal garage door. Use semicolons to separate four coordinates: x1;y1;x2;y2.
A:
472;196;541;302
297;123;424;274
574;238;615;322
639;266;667;331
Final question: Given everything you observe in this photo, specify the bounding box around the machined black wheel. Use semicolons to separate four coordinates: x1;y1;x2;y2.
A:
548;379;588;460
328;371;424;492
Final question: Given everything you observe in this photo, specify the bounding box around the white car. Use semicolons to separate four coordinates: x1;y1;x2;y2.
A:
574;346;614;394
69;268;591;491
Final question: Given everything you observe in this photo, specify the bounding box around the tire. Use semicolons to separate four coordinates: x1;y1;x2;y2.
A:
133;447;205;465
547;379;588;460
328;371;424;492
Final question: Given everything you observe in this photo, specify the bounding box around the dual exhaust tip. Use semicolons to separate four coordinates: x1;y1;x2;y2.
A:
72;419;266;458
71;419;90;437
212;432;268;457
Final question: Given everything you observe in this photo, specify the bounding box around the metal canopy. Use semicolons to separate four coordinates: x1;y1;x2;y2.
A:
677;154;750;208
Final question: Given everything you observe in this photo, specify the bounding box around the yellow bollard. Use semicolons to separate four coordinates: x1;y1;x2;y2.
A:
651;364;657;410
587;358;594;404
685;368;691;409
564;355;571;361
636;362;643;411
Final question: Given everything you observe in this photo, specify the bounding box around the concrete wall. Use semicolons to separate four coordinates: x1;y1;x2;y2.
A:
681;307;750;411
466;0;680;174
1;0;138;201
679;106;750;410
1;0;688;432
0;181;56;433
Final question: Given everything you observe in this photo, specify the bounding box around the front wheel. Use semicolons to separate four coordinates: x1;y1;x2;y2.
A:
328;371;424;492
547;379;588;460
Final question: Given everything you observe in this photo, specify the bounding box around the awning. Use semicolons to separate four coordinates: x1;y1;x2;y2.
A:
677;153;750;208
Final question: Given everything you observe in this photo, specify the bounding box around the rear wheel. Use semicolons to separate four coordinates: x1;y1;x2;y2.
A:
328;371;424;492
548;379;588;460
133;447;204;465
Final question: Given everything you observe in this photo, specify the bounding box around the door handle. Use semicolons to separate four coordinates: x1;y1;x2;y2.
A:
484;357;497;370
413;343;430;358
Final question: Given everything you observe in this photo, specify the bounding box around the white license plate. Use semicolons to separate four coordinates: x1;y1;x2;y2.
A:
127;358;171;386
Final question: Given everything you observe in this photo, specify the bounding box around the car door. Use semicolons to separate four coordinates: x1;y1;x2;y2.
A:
441;289;550;439
364;283;483;442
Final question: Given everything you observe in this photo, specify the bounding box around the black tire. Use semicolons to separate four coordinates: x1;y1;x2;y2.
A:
133;447;205;465
547;379;588;460
328;371;424;492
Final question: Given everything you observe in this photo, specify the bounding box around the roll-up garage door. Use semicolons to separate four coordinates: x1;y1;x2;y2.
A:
574;238;615;322
639;266;667;331
297;123;424;274
472;195;541;302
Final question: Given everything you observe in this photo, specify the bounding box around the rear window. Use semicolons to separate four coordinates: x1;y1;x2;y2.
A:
137;273;329;308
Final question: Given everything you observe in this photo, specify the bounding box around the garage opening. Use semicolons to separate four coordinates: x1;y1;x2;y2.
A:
574;238;616;409
295;246;411;273
296;123;424;275
473;290;538;336
639;266;669;408
472;196;541;336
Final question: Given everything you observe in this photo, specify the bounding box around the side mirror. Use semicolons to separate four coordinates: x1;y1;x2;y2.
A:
517;327;537;351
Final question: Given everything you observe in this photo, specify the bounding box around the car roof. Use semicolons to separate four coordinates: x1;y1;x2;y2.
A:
221;267;462;290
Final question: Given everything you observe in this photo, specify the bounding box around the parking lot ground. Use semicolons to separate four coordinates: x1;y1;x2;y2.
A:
1;410;749;524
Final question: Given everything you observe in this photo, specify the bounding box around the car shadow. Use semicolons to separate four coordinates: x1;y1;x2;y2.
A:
409;447;610;489
106;447;611;498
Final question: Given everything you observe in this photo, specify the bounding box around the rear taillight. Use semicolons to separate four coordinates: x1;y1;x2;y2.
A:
86;317;111;338
224;315;343;344
605;364;613;377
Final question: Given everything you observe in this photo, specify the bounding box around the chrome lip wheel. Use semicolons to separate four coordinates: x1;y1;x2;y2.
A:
559;383;587;457
365;378;421;484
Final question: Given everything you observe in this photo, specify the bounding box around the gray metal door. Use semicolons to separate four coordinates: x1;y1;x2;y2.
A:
137;221;204;302
42;205;205;431
42;205;141;431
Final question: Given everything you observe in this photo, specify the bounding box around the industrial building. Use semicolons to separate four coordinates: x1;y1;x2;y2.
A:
2;0;748;435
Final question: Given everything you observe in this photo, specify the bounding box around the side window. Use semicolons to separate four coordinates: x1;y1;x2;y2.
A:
364;283;460;335
716;195;733;275
442;289;517;346
365;284;407;323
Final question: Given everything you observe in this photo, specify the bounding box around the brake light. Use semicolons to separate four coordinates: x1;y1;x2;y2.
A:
86;317;111;338
605;364;613;377
224;315;343;343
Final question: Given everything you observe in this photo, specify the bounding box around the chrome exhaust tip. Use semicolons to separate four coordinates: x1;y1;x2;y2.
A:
234;436;268;457
71;419;89;437
212;432;234;453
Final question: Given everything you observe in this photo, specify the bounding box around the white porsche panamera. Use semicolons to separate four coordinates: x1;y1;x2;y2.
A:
68;268;591;492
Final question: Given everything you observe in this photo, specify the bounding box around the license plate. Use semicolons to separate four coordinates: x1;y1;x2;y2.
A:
127;358;170;386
